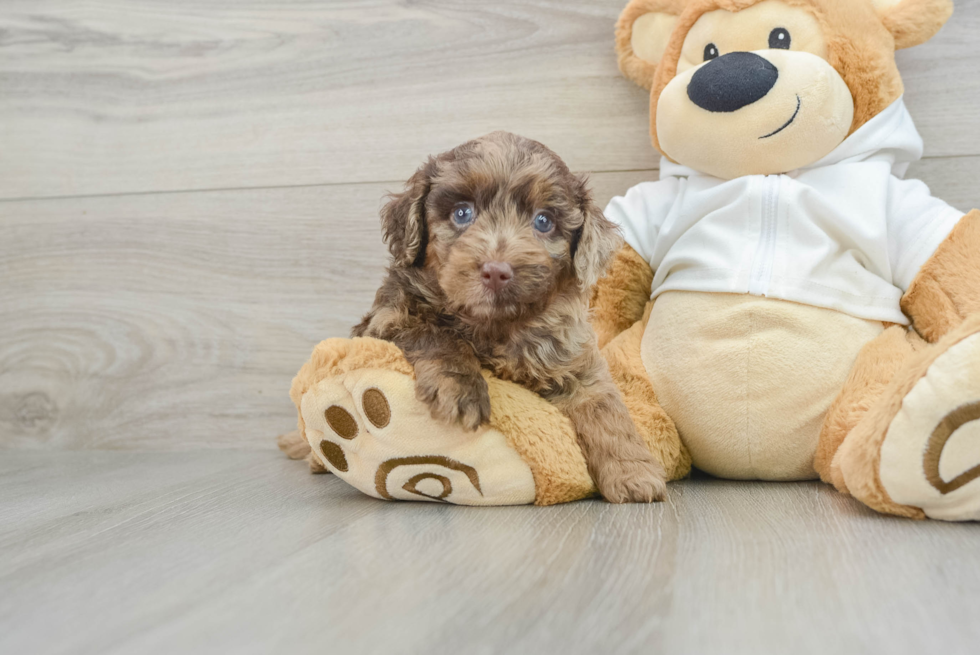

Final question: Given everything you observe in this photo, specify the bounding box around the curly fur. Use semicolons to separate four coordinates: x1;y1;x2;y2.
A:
352;132;667;503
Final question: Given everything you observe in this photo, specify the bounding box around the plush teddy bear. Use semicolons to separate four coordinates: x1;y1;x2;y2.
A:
285;0;980;520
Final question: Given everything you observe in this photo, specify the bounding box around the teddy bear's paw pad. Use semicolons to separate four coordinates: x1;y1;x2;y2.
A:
361;388;391;428
300;368;536;506
880;331;980;521
324;406;358;440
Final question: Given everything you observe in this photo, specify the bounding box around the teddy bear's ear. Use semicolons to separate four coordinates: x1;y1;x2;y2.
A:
615;0;687;90
871;0;953;49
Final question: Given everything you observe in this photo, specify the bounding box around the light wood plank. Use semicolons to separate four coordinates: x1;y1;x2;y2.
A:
0;451;978;655
1;1;978;200
897;0;980;159
907;154;980;213
1;162;977;450
0;0;653;199
0;182;388;449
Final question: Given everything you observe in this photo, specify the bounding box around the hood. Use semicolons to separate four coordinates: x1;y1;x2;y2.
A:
660;96;924;180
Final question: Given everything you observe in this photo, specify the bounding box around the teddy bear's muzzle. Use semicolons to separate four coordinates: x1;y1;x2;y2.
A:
686;51;778;113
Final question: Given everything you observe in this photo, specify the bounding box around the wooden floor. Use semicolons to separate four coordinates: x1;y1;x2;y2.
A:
1;451;978;655
2;1;980;653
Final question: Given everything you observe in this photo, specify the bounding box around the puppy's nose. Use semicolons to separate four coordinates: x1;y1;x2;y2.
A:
480;261;513;292
687;52;778;113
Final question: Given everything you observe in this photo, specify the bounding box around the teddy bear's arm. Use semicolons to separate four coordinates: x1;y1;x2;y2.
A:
901;209;980;342
589;244;654;349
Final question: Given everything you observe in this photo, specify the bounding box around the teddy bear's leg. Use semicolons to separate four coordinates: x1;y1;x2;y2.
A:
277;429;329;473
813;326;923;488
826;316;980;521
290;337;596;506
602;301;692;481
814;211;980;521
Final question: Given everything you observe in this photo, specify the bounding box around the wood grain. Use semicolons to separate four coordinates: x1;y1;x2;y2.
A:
1;0;978;199
0;451;977;655
3;4;979;653
0;0;652;199
2;162;977;451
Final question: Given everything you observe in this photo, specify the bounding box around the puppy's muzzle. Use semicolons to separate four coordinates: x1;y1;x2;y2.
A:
481;261;513;293
687;52;778;113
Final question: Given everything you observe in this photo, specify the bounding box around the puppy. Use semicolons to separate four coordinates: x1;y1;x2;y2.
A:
353;132;666;503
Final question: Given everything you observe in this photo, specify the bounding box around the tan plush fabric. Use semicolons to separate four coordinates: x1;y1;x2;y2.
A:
875;0;954;50
815;214;980;520
291;337;416;440
276;429;329;473
602;302;692;480
616;0;689;88
814;326;923;484
616;0;934;157
301;367;537;505
833;315;980;519
483;374;596;505
654;11;855;178
878;326;980;521
604;0;976;519
901;210;980;343
643;291;883;480
291;337;594;506
277;429;311;460
590;244;656;349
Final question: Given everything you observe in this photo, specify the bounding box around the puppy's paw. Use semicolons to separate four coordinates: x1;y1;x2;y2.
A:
414;364;491;431
593;456;668;504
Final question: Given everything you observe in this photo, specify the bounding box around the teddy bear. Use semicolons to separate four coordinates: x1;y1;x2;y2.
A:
283;0;980;521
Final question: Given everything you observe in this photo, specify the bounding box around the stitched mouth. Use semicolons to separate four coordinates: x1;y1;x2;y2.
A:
759;95;801;139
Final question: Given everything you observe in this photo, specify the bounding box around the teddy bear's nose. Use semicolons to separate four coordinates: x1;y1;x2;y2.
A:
687;52;779;113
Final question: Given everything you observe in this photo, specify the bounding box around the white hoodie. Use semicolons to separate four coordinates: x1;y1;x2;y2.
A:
604;98;964;325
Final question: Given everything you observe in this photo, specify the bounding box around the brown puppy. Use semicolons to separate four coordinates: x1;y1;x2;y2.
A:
353;132;666;503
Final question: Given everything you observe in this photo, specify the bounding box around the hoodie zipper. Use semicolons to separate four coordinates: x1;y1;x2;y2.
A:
748;175;780;296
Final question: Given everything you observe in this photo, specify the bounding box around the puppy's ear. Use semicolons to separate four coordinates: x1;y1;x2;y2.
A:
381;159;436;267
872;0;953;49
616;0;687;90
572;177;624;290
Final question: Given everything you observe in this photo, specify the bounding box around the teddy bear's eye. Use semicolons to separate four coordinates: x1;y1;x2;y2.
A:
703;43;720;61
769;28;791;49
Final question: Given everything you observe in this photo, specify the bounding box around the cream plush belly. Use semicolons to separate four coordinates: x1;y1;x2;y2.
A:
643;292;884;481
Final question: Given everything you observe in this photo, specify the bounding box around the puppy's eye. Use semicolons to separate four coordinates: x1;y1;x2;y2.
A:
533;212;554;234
769;28;790;49
451;202;475;227
703;43;719;61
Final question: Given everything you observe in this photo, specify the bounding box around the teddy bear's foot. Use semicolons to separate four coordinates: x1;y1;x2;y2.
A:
836;317;980;521
300;364;537;505
290;337;611;505
277;429;328;473
879;319;980;521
